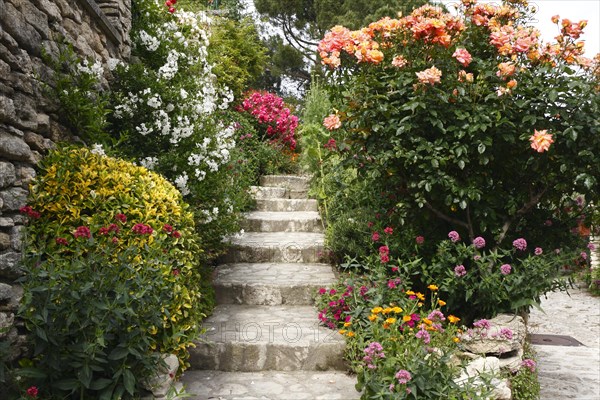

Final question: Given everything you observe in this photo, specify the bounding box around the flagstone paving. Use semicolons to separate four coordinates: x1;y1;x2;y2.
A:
529;285;600;400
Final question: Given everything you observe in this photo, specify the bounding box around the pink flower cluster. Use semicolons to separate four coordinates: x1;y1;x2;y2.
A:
473;236;486;249
379;245;390;263
512;238;527;251
240;91;298;150
132;223;153;235
395;369;412;384
448;230;460;242
19;205;41;219
74;226;91;239
454;264;467;277
363;341;386;369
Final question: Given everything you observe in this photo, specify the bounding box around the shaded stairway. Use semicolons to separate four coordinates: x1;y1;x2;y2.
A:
180;175;360;399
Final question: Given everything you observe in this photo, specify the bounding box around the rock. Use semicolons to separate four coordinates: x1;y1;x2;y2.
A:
0;162;16;188
0;187;28;211
35;113;51;134
33;0;63;23
19;1;50;39
143;354;179;398
11;225;24;250
0;284;23;312
1;2;42;56
455;356;512;400
0;133;33;162
0;252;23;279
0;282;12;302
16;165;36;188
0;312;15;339
459;314;526;355
0;95;16;123
0;217;14;228
0;232;12;250
24;132;46;151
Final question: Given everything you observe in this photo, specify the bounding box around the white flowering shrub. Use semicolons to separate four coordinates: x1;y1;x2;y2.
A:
106;0;250;256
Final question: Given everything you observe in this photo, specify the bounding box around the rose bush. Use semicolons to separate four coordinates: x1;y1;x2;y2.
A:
319;0;599;254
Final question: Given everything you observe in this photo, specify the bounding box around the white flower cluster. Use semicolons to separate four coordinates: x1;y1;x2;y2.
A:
187;124;235;179
78;59;104;79
114;4;237;210
138;30;161;52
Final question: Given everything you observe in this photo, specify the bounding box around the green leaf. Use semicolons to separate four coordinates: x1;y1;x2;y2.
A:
54;378;80;391
123;369;135;396
90;378;113;391
477;143;486;154
458;160;465;170
108;346;129;360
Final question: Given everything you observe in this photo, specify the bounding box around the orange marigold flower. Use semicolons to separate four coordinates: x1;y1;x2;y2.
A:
368;314;378;322
416;66;442;85
347;331;355;337
448;315;461;324
402;315;412;322
427;284;439;291
530;129;554;153
382;307;393;314
438;299;447;306
323;114;341;130
406;290;415;296
416;292;426;301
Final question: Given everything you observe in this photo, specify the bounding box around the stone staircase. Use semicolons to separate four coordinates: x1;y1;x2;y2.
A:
180;175;360;399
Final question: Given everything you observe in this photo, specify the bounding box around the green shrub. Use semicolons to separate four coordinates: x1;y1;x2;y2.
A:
18;147;208;399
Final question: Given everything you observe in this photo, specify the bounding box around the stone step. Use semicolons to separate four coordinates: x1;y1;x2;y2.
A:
250;186;287;200
223;232;325;263
255;198;319;212
241;211;323;233
260;175;311;192
213;263;336;306
179;370;360;399
189;305;347;372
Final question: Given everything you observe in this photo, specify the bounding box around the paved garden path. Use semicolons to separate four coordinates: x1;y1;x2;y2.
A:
179;175;360;399
528;284;600;399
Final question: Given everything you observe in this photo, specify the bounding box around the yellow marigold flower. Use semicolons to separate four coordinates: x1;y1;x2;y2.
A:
382;307;393;314
438;299;447;306
368;314;378;322
385;318;397;324
448;315;461;324
423;318;433;325
392;306;403;313
428;284;439;291
453;337;461;343
371;306;383;314
338;329;347;335
406;290;416;296
402;315;412;322
347;331;355;337
416;292;425;301
344;322;352;327
149;326;158;335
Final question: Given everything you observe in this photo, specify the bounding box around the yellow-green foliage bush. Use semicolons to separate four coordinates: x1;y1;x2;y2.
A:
19;147;208;398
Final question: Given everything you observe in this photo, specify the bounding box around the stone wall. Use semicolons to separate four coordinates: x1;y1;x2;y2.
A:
0;0;131;363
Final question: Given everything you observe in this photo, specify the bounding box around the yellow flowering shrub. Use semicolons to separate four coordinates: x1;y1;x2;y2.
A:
19;146;210;398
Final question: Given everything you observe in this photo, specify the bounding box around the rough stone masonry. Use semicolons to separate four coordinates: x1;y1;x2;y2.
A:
0;0;131;363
